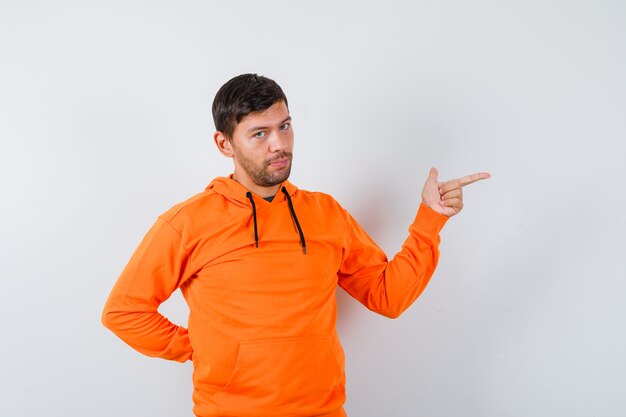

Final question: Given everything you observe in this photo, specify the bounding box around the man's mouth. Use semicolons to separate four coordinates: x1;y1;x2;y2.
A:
269;158;289;168
267;153;291;168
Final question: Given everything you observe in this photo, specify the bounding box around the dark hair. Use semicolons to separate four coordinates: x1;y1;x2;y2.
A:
212;73;289;139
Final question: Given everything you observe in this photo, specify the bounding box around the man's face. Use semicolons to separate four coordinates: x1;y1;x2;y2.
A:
228;101;294;193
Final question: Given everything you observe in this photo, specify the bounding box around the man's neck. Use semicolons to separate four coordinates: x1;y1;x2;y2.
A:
231;173;281;198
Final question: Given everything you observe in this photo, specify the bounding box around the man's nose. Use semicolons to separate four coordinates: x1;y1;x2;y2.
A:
268;131;288;152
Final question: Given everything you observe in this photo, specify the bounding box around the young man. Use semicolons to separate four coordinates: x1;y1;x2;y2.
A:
102;74;490;417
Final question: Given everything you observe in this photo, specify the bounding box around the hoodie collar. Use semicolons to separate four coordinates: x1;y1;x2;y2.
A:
205;175;306;254
205;174;298;207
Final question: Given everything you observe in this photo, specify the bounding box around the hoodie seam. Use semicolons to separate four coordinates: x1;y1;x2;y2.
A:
161;189;220;223
157;216;193;253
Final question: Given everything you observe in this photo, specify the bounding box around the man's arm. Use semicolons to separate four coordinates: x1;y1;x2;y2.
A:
337;168;490;318
102;217;194;362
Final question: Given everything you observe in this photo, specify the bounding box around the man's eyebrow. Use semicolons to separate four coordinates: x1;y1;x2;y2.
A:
246;116;292;133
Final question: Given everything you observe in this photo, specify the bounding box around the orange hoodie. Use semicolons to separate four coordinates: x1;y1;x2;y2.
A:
102;176;448;417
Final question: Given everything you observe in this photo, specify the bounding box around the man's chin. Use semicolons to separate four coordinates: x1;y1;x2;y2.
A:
265;168;291;187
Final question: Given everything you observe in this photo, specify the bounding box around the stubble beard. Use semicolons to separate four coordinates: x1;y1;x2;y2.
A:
235;149;293;187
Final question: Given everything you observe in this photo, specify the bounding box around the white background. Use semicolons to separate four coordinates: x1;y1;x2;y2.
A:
1;1;625;416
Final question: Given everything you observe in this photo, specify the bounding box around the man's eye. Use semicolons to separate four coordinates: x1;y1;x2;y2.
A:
281;123;290;130
254;131;266;138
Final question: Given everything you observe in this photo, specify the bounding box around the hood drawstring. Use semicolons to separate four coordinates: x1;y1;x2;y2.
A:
245;188;307;254
282;187;307;255
245;192;259;248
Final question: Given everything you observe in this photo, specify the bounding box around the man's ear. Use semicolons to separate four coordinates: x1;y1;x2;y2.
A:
214;131;234;158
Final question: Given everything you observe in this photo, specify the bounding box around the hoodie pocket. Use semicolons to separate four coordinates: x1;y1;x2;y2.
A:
217;335;345;415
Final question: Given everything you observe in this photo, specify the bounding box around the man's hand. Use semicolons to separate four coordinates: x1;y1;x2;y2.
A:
421;167;491;217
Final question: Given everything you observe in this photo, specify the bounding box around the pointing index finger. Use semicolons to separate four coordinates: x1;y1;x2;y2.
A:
457;172;492;187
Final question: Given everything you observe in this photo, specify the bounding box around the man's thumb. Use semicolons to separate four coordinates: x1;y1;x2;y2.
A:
428;167;439;182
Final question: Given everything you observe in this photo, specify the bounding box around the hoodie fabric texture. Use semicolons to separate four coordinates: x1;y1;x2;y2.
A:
102;176;448;417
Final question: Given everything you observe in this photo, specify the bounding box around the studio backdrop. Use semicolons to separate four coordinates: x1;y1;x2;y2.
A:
1;1;625;416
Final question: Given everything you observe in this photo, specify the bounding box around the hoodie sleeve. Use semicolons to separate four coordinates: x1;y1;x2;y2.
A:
101;216;194;362
337;203;448;319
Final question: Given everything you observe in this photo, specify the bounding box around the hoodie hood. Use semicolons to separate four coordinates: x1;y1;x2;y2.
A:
205;175;306;254
205;175;299;207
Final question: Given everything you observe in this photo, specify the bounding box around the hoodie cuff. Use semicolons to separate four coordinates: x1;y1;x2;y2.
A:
409;203;448;240
161;326;193;363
